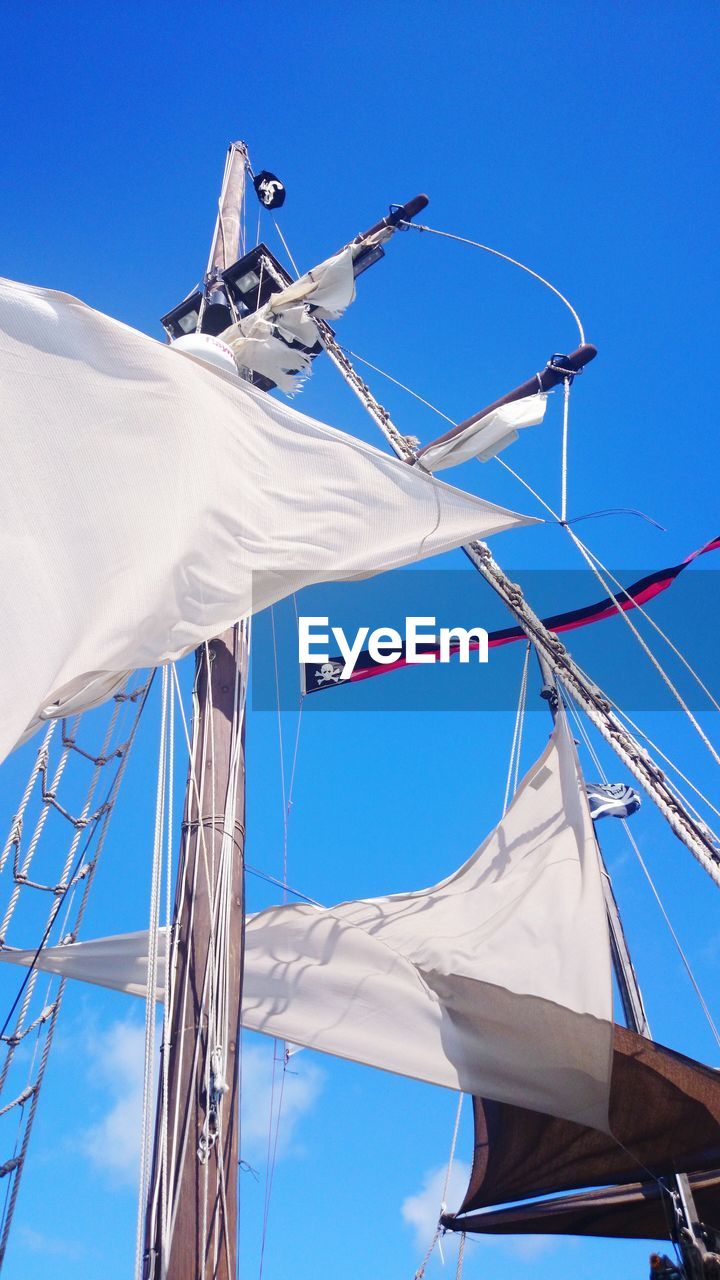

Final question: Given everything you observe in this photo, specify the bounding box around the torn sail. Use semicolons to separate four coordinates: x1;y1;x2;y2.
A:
418;393;547;471
0;275;533;761
219;246;356;392
0;712;614;1131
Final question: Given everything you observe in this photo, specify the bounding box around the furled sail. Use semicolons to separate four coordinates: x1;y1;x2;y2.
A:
418;393;548;471
0;275;534;761
445;1171;720;1242
0;713;614;1131
442;1022;720;1238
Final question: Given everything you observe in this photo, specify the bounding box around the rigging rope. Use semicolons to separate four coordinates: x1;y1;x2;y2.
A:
414;1094;465;1279
257;599;307;1278
400;221;586;346
562;524;720;770
245;865;320;906
341;346;455;424
607;702;720;825
160;670;174;1273
440;1093;464;1221
136;667;170;1280
158;662;211;1257
337;341;720;770
569;535;720;719
503;644;531;814
567;700;720;1051
455;1231;466;1280
560;375;571;524
494;414;720;751
272;218;301;279
258;1045;288;1280
270;597;306;898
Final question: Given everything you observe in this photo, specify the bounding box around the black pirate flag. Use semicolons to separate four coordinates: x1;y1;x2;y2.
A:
253;170;286;210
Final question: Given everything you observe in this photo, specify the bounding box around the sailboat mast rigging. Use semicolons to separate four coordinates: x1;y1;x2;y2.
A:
1;135;719;1279
242;135;720;1266
142;144;434;1279
534;657;711;1275
319;333;720;882
143;144;250;1280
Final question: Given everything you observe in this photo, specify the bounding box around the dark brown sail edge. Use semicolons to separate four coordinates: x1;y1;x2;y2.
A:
442;1025;720;1240
447;1172;720;1242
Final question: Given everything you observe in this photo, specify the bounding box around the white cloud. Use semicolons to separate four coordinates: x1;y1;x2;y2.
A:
80;1023;322;1185
508;1235;556;1260
402;1160;472;1253
17;1224;87;1260
239;1039;323;1161
402;1163;556;1266
81;1017;147;1185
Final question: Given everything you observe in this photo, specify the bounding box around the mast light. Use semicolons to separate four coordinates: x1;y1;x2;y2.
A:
160;291;203;341
161;245;293;343
222;244;293;313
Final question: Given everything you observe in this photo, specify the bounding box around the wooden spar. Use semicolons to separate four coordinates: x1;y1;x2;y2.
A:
416;342;597;461
143;143;248;1280
317;331;720;884
353;193;429;243
207;141;248;276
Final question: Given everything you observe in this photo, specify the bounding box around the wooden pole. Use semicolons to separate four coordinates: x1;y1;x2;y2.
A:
143;182;430;1278
144;143;248;1280
416;343;597;463
207;141;248;275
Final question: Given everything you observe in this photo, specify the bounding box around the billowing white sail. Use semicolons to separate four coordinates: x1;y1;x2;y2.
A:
419;393;547;471
0;276;535;761
1;713;613;1130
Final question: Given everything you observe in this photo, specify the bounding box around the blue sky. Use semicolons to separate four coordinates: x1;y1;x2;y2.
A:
1;3;719;1278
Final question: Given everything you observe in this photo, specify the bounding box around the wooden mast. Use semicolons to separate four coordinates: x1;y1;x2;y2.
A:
140;178;429;1280
143;141;249;1280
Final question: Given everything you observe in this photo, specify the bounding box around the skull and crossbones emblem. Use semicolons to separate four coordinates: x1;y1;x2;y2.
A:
257;177;284;206
315;662;344;686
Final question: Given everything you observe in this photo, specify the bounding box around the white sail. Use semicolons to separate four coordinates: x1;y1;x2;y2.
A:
0;276;535;761
0;712;613;1130
419;393;547;471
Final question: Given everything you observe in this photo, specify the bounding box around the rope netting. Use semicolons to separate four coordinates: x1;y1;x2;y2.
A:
0;674;151;1264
